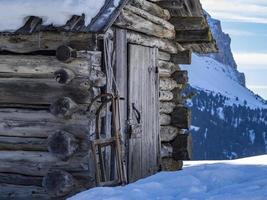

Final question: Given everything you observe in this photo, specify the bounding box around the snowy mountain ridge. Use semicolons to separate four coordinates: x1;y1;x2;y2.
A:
182;54;267;109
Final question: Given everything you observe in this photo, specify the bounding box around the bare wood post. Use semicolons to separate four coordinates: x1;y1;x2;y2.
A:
47;130;79;160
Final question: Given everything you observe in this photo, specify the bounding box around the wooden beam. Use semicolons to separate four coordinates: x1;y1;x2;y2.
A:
0;54;105;87
0;77;93;105
171;50;192;64
176;28;213;43
131;0;170;20
0;32;95;53
170;16;206;31
0;137;47;151
0;108;89;139
127;31;178;54
115;6;175;39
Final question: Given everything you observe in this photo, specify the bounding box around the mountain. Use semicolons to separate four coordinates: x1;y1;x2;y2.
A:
181;15;267;160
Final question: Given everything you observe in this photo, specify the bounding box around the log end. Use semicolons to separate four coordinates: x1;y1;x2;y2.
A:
56;45;76;63
50;97;78;119
43;170;76;197
47;130;79;160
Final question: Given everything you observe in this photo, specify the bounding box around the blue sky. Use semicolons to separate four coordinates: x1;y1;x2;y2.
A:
200;0;267;99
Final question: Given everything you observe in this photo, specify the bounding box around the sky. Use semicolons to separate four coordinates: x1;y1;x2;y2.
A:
200;0;267;100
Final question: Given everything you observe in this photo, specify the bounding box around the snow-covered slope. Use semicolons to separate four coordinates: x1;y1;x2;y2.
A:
181;54;267;109
68;155;267;200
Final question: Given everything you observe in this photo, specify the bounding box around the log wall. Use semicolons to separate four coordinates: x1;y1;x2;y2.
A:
0;48;103;199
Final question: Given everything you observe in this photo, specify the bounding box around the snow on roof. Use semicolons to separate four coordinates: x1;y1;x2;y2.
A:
0;0;121;32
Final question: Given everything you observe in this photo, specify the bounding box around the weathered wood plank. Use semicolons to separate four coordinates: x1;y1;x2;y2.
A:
157;0;203;17
0;184;49;200
0;173;43;186
0;108;89;138
0;55;105;87
127;31;178;54
176;28;213;43
0;77;92;105
0;155;90;176
0;32;95;53
0;137;47;151
170;16;206;31
116;6;175;39
128;45;160;182
131;0;170;20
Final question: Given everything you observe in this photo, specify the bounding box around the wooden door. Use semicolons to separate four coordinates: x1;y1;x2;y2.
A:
128;44;160;182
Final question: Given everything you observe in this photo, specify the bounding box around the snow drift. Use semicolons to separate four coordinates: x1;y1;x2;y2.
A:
68;155;267;200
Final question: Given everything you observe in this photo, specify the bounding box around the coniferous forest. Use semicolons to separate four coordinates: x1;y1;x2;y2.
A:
188;87;267;160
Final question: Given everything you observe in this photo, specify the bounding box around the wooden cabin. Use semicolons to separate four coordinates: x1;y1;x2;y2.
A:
0;0;217;199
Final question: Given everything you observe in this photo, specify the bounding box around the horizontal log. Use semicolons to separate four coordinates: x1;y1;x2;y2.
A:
0;173;42;186
0;184;49;200
0;77;92;105
0;151;60;163
160;78;178;90
0;154;90;176
171;70;188;84
127;31;178;54
160;114;171;126
0;55;105;87
0;108;90;138
131;0;170;20
160;102;176;114
171;106;192;129
116;7;175;39
159;90;173;101
0;32;95;53
157;0;203;17
160;126;179;142
176;28;213;43
125;5;174;31
0;137;47;151
170;17;206;31
171;50;192;65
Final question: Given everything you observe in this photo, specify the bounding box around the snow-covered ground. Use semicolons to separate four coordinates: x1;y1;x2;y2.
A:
181;54;267;109
69;155;267;200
